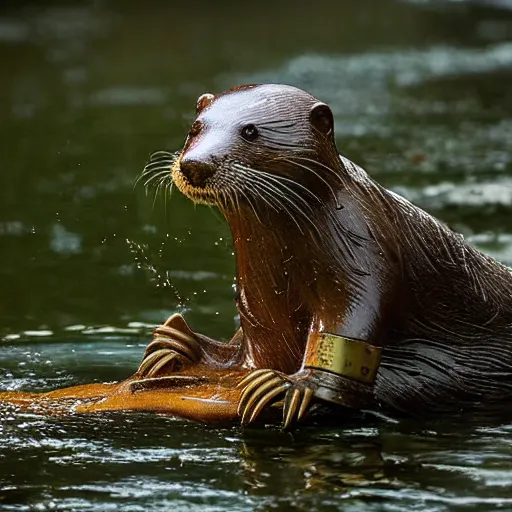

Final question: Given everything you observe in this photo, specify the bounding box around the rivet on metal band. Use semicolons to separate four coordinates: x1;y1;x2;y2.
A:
304;332;382;385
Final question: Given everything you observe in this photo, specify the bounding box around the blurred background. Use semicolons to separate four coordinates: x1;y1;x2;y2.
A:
1;1;512;510
1;0;511;341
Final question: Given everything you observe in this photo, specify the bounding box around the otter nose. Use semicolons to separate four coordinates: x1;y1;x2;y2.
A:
180;156;216;188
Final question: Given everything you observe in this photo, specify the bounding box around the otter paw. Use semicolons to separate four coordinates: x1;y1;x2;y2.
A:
236;369;315;428
137;313;201;378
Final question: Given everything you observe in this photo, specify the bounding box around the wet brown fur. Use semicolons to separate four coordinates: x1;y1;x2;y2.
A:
2;84;512;422
165;84;512;418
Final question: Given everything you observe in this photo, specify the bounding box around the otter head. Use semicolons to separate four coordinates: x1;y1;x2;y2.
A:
172;84;340;211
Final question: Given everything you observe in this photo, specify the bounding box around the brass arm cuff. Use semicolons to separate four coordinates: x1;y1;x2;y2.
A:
304;332;382;385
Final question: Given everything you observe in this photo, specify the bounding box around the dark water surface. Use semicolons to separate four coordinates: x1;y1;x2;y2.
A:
1;0;512;510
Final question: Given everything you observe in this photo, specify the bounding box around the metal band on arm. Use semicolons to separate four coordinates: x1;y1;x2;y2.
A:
304;332;382;385
301;332;382;409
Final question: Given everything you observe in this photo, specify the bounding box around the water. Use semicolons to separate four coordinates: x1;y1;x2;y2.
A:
1;0;512;509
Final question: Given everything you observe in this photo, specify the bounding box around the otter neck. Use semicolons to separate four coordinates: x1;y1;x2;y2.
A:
225;203;345;373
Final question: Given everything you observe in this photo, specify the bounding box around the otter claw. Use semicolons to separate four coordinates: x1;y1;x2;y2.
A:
283;387;302;428
152;326;200;357
237;369;316;428
240;376;286;419
282;385;314;429
237;370;283;409
145;351;181;378
237;369;290;425
145;333;200;362
243;383;290;425
138;348;177;376
236;368;278;389
137;313;201;378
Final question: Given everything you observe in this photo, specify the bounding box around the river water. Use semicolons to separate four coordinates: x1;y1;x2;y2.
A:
1;0;512;510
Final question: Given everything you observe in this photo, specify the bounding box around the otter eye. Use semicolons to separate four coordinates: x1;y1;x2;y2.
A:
241;124;259;141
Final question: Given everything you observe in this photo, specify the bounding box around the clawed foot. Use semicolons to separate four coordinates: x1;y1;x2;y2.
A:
137;313;201;378
237;369;316;429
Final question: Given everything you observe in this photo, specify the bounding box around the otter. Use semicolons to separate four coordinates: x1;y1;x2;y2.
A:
135;83;512;428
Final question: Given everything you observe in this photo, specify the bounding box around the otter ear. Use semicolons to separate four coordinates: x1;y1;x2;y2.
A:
196;93;214;114
310;102;334;136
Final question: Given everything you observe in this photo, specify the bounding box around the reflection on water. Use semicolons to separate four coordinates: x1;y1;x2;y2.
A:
1;0;512;510
2;376;512;511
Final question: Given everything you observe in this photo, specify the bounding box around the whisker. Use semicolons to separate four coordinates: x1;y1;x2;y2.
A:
281;157;340;208
135;150;180;191
143;170;171;189
142;162;174;174
149;150;175;160
233;164;318;212
164;177;171;220
152;175;165;211
222;168;264;225
238;185;264;225
240;179;294;233
289;155;346;186
243;180;279;214
229;185;240;218
234;184;242;218
234;165;327;239
146;157;175;166
258;169;322;207
251;180;306;235
234;165;323;237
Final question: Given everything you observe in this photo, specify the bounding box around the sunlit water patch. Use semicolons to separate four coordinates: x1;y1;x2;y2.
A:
237;43;512;119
